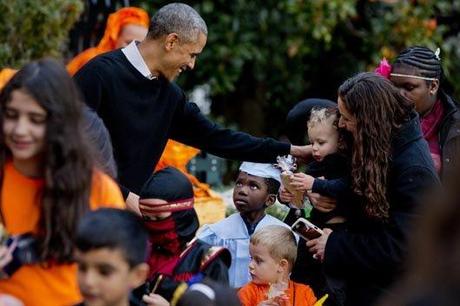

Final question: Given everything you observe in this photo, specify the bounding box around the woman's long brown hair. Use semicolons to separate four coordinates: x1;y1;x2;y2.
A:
338;72;413;219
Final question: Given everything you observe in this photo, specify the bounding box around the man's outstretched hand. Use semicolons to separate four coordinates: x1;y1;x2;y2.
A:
290;145;312;165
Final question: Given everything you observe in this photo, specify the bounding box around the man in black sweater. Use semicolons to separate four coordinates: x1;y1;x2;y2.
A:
74;3;310;210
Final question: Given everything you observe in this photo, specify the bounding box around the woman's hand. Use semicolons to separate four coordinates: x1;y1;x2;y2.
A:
278;186;294;203
290;173;315;193
307;192;337;213
306;228;333;262
142;293;170;306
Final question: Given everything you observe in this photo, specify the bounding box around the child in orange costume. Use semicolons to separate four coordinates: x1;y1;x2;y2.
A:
67;7;149;75
238;225;317;306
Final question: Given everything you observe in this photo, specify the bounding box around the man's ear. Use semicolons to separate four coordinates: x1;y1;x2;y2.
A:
265;194;276;207
129;263;149;289
164;33;179;51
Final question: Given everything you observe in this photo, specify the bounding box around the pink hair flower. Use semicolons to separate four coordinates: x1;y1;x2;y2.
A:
374;58;392;79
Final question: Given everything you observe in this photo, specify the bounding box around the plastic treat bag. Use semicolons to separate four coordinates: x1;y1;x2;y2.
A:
265;280;290;306
275;155;304;208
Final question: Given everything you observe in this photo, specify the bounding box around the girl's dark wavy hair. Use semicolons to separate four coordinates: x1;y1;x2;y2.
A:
0;58;93;262
338;72;413;219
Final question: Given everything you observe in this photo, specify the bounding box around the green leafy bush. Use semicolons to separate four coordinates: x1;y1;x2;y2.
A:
0;0;83;68
135;0;456;138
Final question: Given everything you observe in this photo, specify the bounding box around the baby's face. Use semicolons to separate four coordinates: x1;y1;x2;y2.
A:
308;122;339;162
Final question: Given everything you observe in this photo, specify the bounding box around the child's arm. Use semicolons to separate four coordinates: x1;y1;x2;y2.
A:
311;177;349;199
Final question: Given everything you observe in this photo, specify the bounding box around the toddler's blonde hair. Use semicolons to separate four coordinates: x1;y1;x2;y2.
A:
307;106;339;131
250;225;297;269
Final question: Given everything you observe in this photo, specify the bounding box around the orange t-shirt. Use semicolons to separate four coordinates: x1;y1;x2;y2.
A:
0;161;125;306
238;280;317;306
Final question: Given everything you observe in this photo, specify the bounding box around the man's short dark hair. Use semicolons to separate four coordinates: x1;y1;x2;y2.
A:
75;208;148;267
147;3;207;42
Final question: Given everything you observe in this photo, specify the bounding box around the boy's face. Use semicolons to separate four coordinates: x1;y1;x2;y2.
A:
308;121;339;162
75;248;147;306
248;242;281;284
233;172;273;215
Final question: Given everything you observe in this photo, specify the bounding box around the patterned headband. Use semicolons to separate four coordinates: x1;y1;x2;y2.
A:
139;197;194;213
389;73;438;81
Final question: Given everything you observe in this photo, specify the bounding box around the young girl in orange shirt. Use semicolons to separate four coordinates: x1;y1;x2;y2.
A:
0;58;124;306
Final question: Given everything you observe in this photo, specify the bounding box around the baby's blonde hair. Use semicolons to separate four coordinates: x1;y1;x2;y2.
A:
307;106;339;131
250;225;297;269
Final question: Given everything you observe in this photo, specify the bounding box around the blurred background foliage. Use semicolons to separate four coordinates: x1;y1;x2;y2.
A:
1;0;460;142
0;0;83;68
132;0;460;140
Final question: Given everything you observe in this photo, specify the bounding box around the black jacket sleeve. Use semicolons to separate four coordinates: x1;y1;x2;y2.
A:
170;101;290;163
323;165;439;277
312;177;349;198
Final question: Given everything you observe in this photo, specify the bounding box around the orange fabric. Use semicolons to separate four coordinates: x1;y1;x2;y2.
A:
67;7;149;75
155;140;217;198
238;280;317;306
0;68;17;89
0;161;125;306
155;140;226;225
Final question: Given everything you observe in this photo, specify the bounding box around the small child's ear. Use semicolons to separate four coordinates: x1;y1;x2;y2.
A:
277;258;290;273
129;263;150;289
265;194;277;207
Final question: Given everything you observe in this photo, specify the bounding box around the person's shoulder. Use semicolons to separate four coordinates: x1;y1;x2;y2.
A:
203;213;244;236
260;214;287;227
292;280;314;292
291;280;317;304
198;215;234;237
78;50;125;75
238;281;260;294
166;81;186;104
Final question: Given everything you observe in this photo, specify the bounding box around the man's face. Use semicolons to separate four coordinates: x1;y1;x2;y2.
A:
232;172;271;215
160;32;207;81
76;248;145;306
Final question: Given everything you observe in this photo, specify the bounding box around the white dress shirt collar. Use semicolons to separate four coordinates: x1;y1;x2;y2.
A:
121;40;157;80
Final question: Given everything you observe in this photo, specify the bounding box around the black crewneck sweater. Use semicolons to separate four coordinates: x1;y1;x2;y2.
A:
74;50;290;196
